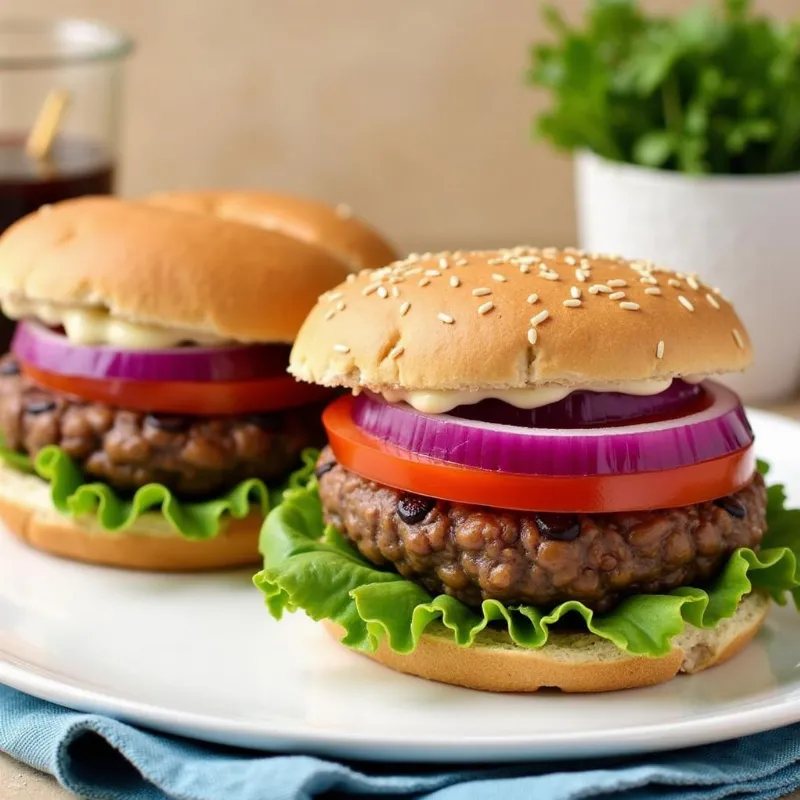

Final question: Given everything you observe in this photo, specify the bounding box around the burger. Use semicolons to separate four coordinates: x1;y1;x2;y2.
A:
0;193;396;570
255;247;800;693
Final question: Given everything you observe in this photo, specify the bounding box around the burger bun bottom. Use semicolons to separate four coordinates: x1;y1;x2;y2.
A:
0;459;261;571
323;591;770;693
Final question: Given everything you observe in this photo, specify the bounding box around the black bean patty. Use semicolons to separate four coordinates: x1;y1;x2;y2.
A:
0;355;326;497
316;447;767;612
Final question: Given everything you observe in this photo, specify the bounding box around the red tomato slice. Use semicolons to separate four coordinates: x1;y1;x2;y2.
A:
323;395;756;513
21;361;332;416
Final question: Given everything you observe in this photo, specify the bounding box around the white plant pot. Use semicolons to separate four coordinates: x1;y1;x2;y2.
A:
575;150;800;405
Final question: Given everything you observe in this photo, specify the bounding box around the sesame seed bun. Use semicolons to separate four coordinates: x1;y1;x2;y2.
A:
146;190;398;273
0;460;261;570
289;248;753;392
323;590;769;693
0;195;395;344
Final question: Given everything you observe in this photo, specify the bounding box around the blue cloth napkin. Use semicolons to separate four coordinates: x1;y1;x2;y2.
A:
2;684;800;800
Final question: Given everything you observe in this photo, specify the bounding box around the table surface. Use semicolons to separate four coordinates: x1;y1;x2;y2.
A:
4;398;800;799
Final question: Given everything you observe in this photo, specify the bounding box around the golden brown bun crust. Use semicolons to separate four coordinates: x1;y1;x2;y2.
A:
146;190;398;273
291;248;753;391
323;591;769;693
0;459;261;570
0;196;353;344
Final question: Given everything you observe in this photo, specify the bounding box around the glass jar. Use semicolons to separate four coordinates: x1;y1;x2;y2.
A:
0;18;133;347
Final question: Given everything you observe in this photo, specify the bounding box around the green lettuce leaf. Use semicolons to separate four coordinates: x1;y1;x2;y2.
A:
254;462;800;657
0;440;316;539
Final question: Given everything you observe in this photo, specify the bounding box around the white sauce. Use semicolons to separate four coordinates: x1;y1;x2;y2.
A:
2;297;229;349
382;376;705;414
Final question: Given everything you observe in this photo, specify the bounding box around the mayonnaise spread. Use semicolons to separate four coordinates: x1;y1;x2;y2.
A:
382;375;705;414
1;297;228;349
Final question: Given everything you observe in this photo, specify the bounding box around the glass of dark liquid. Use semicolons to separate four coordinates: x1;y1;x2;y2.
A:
0;18;133;347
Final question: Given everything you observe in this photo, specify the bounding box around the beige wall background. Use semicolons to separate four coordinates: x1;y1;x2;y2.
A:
3;0;797;253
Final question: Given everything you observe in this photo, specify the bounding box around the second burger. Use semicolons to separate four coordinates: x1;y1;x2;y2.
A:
0;193;396;570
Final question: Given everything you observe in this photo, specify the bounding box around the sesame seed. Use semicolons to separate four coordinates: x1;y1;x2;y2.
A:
399;301;410;316
570;286;582;299
678;295;695;312
589;284;611;294
488;257;505;265
389;345;404;360
362;283;380;296
336;301;346;311
519;263;531;274
732;329;745;349
644;287;662;296
377;286;389;299
425;269;441;277
324;309;336;321
564;255;577;265
563;298;582;308
333;344;350;354
527;293;539;304
450;275;461;288
676;272;686;280
391;286;401;298
639;275;658;285
389;276;405;284
542;247;558;257
656;340;665;359
439;257;449;269
607;278;627;288
326;291;344;301
335;203;353;219
687;276;700;290
540;271;560;281
619;301;640;311
472;288;492;297
477;301;494;315
438;312;454;324
530;309;550;326
706;293;720;310
609;291;626;301
346;273;357;283
456;258;469;266
418;278;431;287
405;267;422;276
575;269;587;282
668;279;682;288
492;273;507;283
527;328;538;345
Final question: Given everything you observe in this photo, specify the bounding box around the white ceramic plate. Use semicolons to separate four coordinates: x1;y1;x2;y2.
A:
1;408;800;764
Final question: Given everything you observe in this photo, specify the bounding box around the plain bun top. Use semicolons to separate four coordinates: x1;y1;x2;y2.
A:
289;247;753;391
0;195;396;345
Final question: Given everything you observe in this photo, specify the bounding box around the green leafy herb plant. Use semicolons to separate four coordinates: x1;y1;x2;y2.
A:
527;0;800;174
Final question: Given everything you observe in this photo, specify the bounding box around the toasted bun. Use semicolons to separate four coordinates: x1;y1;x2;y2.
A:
324;591;769;693
0;196;357;344
291;248;753;391
146;190;398;273
0;459;260;570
